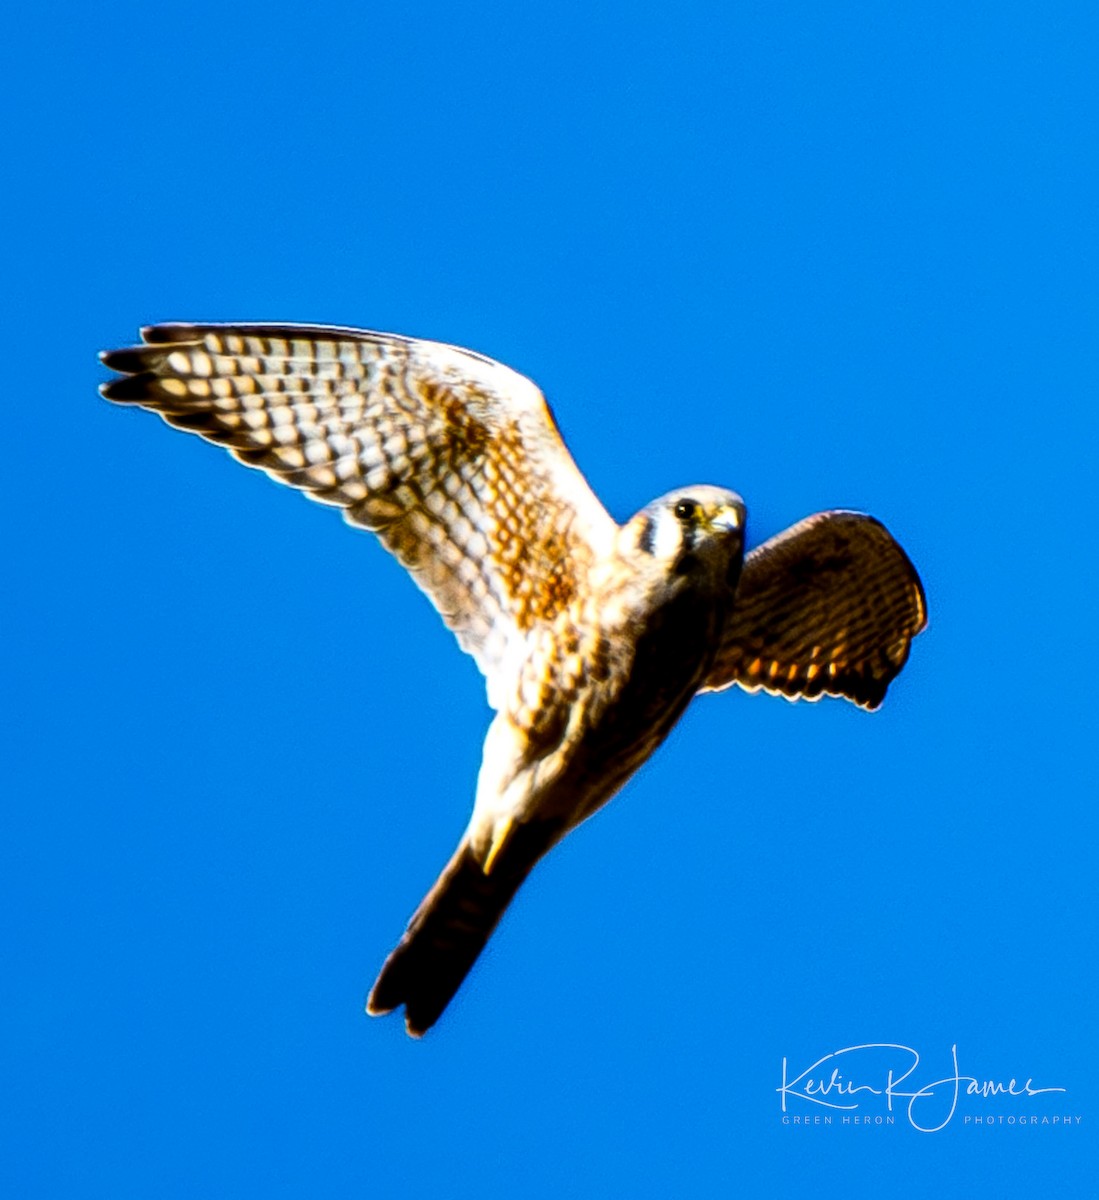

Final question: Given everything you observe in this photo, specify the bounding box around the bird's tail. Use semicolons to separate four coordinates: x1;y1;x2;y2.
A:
367;827;548;1036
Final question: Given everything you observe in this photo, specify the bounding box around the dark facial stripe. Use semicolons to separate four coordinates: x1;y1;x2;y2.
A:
637;515;657;555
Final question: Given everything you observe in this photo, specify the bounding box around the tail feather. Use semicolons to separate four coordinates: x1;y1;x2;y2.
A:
367;830;546;1036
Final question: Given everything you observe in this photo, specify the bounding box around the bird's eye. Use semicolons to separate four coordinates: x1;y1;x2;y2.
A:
674;499;698;521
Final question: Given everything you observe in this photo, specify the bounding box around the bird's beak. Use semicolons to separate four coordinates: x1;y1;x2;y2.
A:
709;505;744;534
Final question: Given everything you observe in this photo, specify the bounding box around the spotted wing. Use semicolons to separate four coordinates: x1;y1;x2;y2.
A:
100;323;616;703
702;511;927;710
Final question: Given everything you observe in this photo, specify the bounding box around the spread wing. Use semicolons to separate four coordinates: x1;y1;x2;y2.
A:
100;323;617;705
701;511;927;710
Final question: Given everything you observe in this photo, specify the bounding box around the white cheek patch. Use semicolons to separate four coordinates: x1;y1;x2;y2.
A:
652;511;683;561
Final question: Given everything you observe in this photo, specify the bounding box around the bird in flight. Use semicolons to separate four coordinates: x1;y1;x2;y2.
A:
100;322;927;1036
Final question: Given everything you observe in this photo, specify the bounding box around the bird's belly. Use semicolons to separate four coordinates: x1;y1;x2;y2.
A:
552;590;726;826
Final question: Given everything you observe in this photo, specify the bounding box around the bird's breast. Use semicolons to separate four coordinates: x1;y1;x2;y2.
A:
538;582;730;825
597;584;726;737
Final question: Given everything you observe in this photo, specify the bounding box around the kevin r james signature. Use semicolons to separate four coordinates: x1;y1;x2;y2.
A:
778;1044;1066;1133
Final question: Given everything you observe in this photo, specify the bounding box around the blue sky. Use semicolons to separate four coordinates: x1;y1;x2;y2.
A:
3;1;1097;1195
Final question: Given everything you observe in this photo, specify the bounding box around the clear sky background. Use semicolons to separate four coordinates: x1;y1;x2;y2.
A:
3;2;1097;1195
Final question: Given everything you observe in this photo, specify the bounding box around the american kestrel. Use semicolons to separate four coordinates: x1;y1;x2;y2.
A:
100;323;927;1036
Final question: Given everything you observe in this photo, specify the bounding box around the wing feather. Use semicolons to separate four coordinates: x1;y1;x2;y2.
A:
702;511;927;710
101;323;616;702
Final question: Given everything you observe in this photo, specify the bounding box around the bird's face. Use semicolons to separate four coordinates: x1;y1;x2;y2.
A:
622;485;747;594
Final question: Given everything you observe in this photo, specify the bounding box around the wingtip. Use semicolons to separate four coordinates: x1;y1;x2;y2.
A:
99;373;156;402
99;347;154;374
140;322;202;344
912;575;930;635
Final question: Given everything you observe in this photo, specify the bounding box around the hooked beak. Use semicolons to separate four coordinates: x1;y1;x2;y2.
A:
709;503;745;535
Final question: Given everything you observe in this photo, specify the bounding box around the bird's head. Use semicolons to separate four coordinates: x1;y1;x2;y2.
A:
621;485;747;593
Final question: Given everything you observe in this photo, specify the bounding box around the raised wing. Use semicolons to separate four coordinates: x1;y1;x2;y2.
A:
100;323;617;702
701;511;926;710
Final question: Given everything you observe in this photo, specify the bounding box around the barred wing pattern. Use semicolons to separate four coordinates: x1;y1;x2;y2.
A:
100;323;617;704
703;511;927;710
